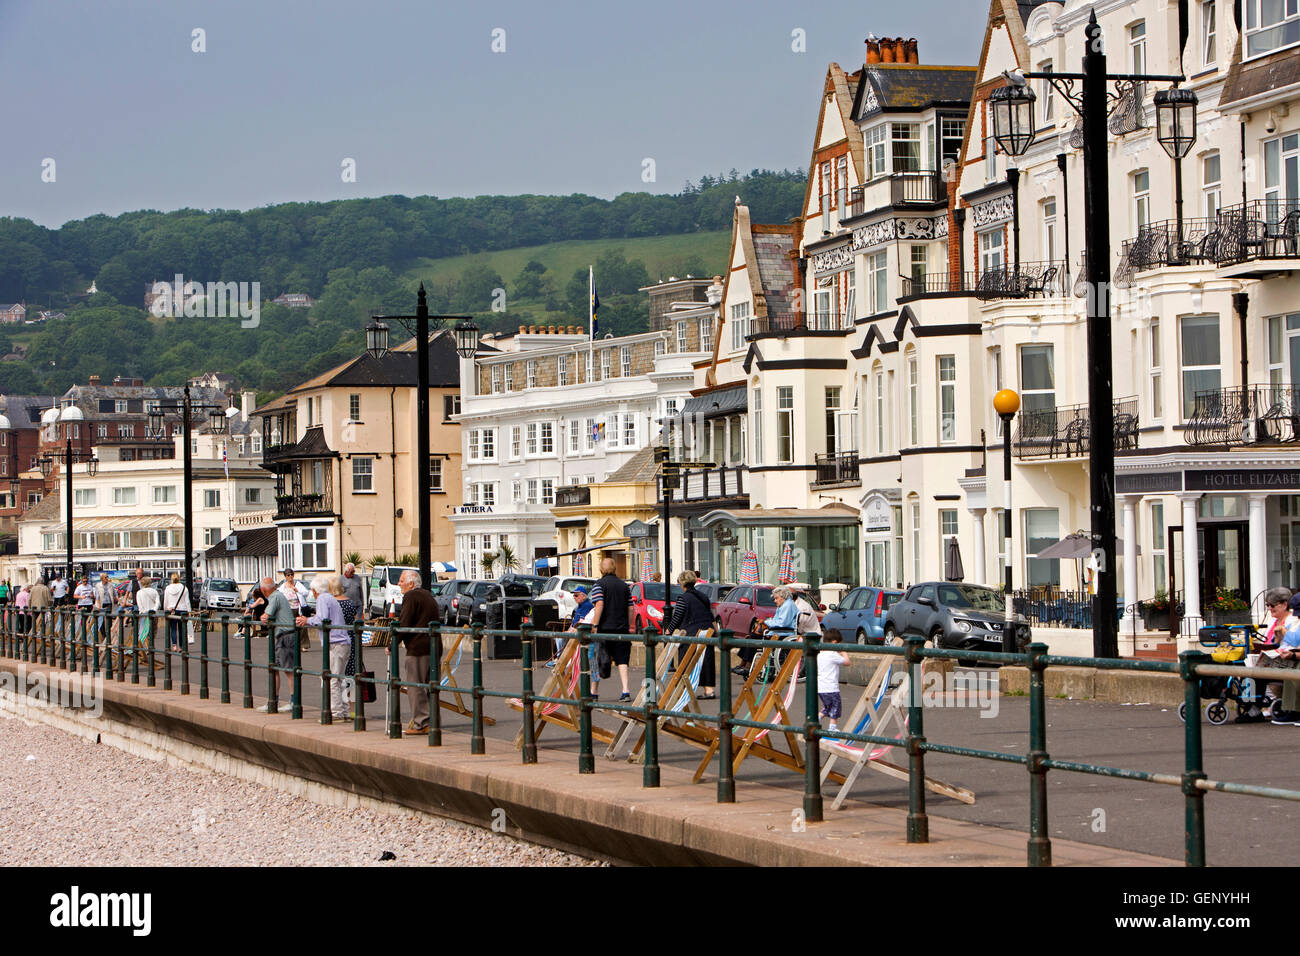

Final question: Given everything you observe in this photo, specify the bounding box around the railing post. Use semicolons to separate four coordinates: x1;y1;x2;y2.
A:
802;630;823;823
903;636;929;843
576;624;593;773
521;623;538;765
470;623;485;754
197;610;209;700
428;623;443;747
386;623;400;738
1027;641;1053;867
351;621;365;732
1180;650;1209;867
123;611;134;684
59;607;68;669
291;626;303;719
320;616;332;725
643;626;660;788
219;615;230;704
717;628;735;803
267;620;279;714
178;610;189;695
241;615;253;709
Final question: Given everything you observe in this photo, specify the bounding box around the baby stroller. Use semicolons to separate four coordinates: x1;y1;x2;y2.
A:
1177;624;1276;725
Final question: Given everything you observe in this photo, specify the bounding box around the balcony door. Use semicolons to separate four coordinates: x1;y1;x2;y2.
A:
1169;522;1249;612
1264;133;1300;220
1268;313;1300;388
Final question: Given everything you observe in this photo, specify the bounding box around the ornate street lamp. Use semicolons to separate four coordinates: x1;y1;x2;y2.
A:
365;319;391;360
990;14;1189;662
1154;86;1200;263
453;319;481;360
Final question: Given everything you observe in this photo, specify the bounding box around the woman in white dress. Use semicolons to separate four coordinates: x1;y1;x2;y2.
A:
162;572;191;651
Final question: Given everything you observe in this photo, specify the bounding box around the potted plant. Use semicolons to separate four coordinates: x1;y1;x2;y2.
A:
1204;587;1251;626
1140;589;1172;630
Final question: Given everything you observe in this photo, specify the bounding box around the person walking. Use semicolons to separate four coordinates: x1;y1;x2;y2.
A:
162;572;192;652
135;575;160;657
665;570;717;699
393;569;440;735
589;556;635;702
28;577;52;645
51;574;69;607
14;584;30;635
340;562;366;610
258;576;299;712
0;578;11;607
93;573;113;645
278;568;311;612
298;576;351;722
336;577;362;717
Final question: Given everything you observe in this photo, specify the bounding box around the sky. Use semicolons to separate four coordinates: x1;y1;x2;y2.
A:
0;0;989;228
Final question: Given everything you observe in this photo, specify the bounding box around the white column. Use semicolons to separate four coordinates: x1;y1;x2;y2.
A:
1121;495;1139;626
969;508;987;584
1179;493;1203;646
1248;493;1269;619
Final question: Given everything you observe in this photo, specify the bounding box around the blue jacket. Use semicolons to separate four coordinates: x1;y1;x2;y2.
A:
572;597;595;625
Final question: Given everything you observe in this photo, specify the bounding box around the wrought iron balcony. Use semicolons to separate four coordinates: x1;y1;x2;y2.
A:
891;169;945;206
1117;201;1300;283
900;260;1068;300
1184;385;1300;446
811;451;860;488
1013;397;1139;460
747;312;852;338
274;492;332;519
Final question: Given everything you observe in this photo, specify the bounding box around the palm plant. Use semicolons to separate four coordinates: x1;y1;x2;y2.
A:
496;542;520;574
398;553;421;567
482;551;498;579
343;551;363;568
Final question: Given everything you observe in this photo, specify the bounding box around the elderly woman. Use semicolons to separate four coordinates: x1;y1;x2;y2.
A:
298;575;352;722
665;570;717;699
765;586;799;636
1255;586;1300;725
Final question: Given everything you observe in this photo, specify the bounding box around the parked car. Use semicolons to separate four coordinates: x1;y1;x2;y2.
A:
691;582;737;618
630;581;669;632
821;586;904;644
533;575;596;621
200;578;241;612
367;565;418;618
714;584;780;636
883;581;1031;653
432;578;472;622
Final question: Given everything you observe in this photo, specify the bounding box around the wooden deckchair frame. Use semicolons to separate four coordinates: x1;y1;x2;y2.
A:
608;637;709;762
510;637;615;748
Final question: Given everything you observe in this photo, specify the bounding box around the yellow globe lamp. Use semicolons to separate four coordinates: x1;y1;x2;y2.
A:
993;388;1021;419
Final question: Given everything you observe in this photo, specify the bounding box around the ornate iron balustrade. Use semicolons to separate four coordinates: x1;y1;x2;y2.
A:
811;451;860;487
900;261;1068;300
1118;201;1300;281
747;312;853;337
1184;385;1300;446
274;493;333;519
1013;397;1139;460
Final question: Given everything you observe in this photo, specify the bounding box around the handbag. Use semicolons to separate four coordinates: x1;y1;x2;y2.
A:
597;642;612;679
358;670;377;703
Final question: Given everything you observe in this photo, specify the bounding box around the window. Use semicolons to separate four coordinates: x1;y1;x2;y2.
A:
568;419;580;454
985;102;998;180
939;510;959;565
348;394;360;421
911;501;922;584
468;428;496;462
584;351;593;383
118;424;132;438
1129;20;1147;74
97;424;107;439
875;371;886;454
1039;61;1054;123
541;479;554;505
622;415;635;447
306;397;314;426
153;486;176;504
978;229;1005;273
204;528;221;547
511;480;521;504
1245;0;1300;59
820;160;832;231
540;422;554;454
352;457;373;492
825;386;841;455
1016;346;1056;426
730;301;752;351
836;155;848;213
698;314;713;348
868;251;888;314
752;389;764;464
113;487;137;506
990;347;1004;437
620;346;632;377
1025;508;1061;587
891;123;921;173
813;276;837;330
429;457;443;492
940;117;965;168
776;386;794;464
1151;502;1167;592
1201;0;1217;66
1150;319;1164;420
251;433;262;454
510;426;521;460
526;479;538;504
907;354;919;445
443;394;460;421
475;482;496;507
585;417;596;452
843;270;856;328
1042;199;1058;266
526;423;538;456
491;366;502;393
204;489;221;509
526;359;537;389
865;124;887;179
1180;314;1221;418
558;354;568;386
1202;153;1222;219
1263;133;1300;212
937;356;957;443
115;400;127;414
299;527;329;570
1134;169;1151;231
244;487;261;504
676;322;688;353
601;349;611;380
74;488;95;507
504;364;514;391
481;428;495;460
910;246;927;284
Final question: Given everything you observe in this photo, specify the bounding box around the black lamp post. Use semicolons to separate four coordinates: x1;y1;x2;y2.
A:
993;389;1020;651
990;11;1190;660
1006;165;1022;290
366;285;479;588
1154;86;1200;263
149;388;235;600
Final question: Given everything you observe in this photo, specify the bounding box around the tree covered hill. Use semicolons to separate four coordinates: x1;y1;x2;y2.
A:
0;168;804;397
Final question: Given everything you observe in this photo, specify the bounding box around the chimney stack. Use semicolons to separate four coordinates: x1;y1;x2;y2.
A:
880;38;896;63
907;38;919;64
88;375;100;386
240;389;256;423
865;37;881;64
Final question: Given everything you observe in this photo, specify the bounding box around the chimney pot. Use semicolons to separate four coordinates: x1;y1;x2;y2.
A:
88;375;100;386
548;325;556;334
881;39;896;63
894;38;907;62
865;37;881;64
907;38;919;64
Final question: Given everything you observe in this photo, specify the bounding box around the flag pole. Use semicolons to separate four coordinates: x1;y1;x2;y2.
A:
588;265;594;382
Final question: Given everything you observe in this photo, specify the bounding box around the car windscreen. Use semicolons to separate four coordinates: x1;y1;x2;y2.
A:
639;583;666;602
209;580;237;591
938;585;1003;614
563;579;595;592
756;589;777;607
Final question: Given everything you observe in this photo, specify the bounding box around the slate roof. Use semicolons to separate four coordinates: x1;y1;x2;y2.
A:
605;445;658;484
854;64;977;119
751;229;798;316
0;395;60;425
204;524;277;559
678;383;747;422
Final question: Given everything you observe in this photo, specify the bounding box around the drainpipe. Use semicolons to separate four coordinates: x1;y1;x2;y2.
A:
389;386;398;561
1057;153;1070;279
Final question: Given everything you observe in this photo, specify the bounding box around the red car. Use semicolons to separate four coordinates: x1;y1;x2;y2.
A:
629;581;667;632
714;584;825;636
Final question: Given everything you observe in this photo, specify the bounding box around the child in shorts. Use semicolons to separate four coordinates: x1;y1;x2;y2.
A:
817;630;851;732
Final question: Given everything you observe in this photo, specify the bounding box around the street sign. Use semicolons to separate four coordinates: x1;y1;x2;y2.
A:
660;475;681;491
664;460;716;469
653;445;670;464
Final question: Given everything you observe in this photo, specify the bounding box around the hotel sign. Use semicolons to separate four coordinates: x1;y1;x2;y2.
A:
1186;469;1300;491
1115;472;1183;494
455;505;494;514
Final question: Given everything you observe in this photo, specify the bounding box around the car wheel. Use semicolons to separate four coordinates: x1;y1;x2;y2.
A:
883;625;899;646
855;628;868;645
929;627;944;649
635;617;643;632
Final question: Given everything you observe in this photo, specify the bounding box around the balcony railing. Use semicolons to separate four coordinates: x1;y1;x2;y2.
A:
1118;200;1300;281
274;492;332;519
747;312;853;338
811;451;860;487
661;466;746;503
1185;385;1300;446
1013;397;1139;460
843;172;947;219
900;260;1069;300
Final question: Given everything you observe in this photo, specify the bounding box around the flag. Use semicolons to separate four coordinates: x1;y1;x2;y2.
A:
222;441;229;479
590;267;600;339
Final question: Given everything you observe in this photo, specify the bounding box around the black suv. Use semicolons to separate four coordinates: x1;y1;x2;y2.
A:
884;582;1030;652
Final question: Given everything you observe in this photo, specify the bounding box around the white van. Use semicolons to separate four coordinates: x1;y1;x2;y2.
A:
368;565;418;618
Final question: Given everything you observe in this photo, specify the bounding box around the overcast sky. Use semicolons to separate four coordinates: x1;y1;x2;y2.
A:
0;0;988;227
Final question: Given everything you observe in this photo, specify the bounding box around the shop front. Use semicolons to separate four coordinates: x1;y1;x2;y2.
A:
698;505;860;590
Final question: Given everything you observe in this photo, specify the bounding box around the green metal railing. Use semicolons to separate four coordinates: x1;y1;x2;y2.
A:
1;603;1298;867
